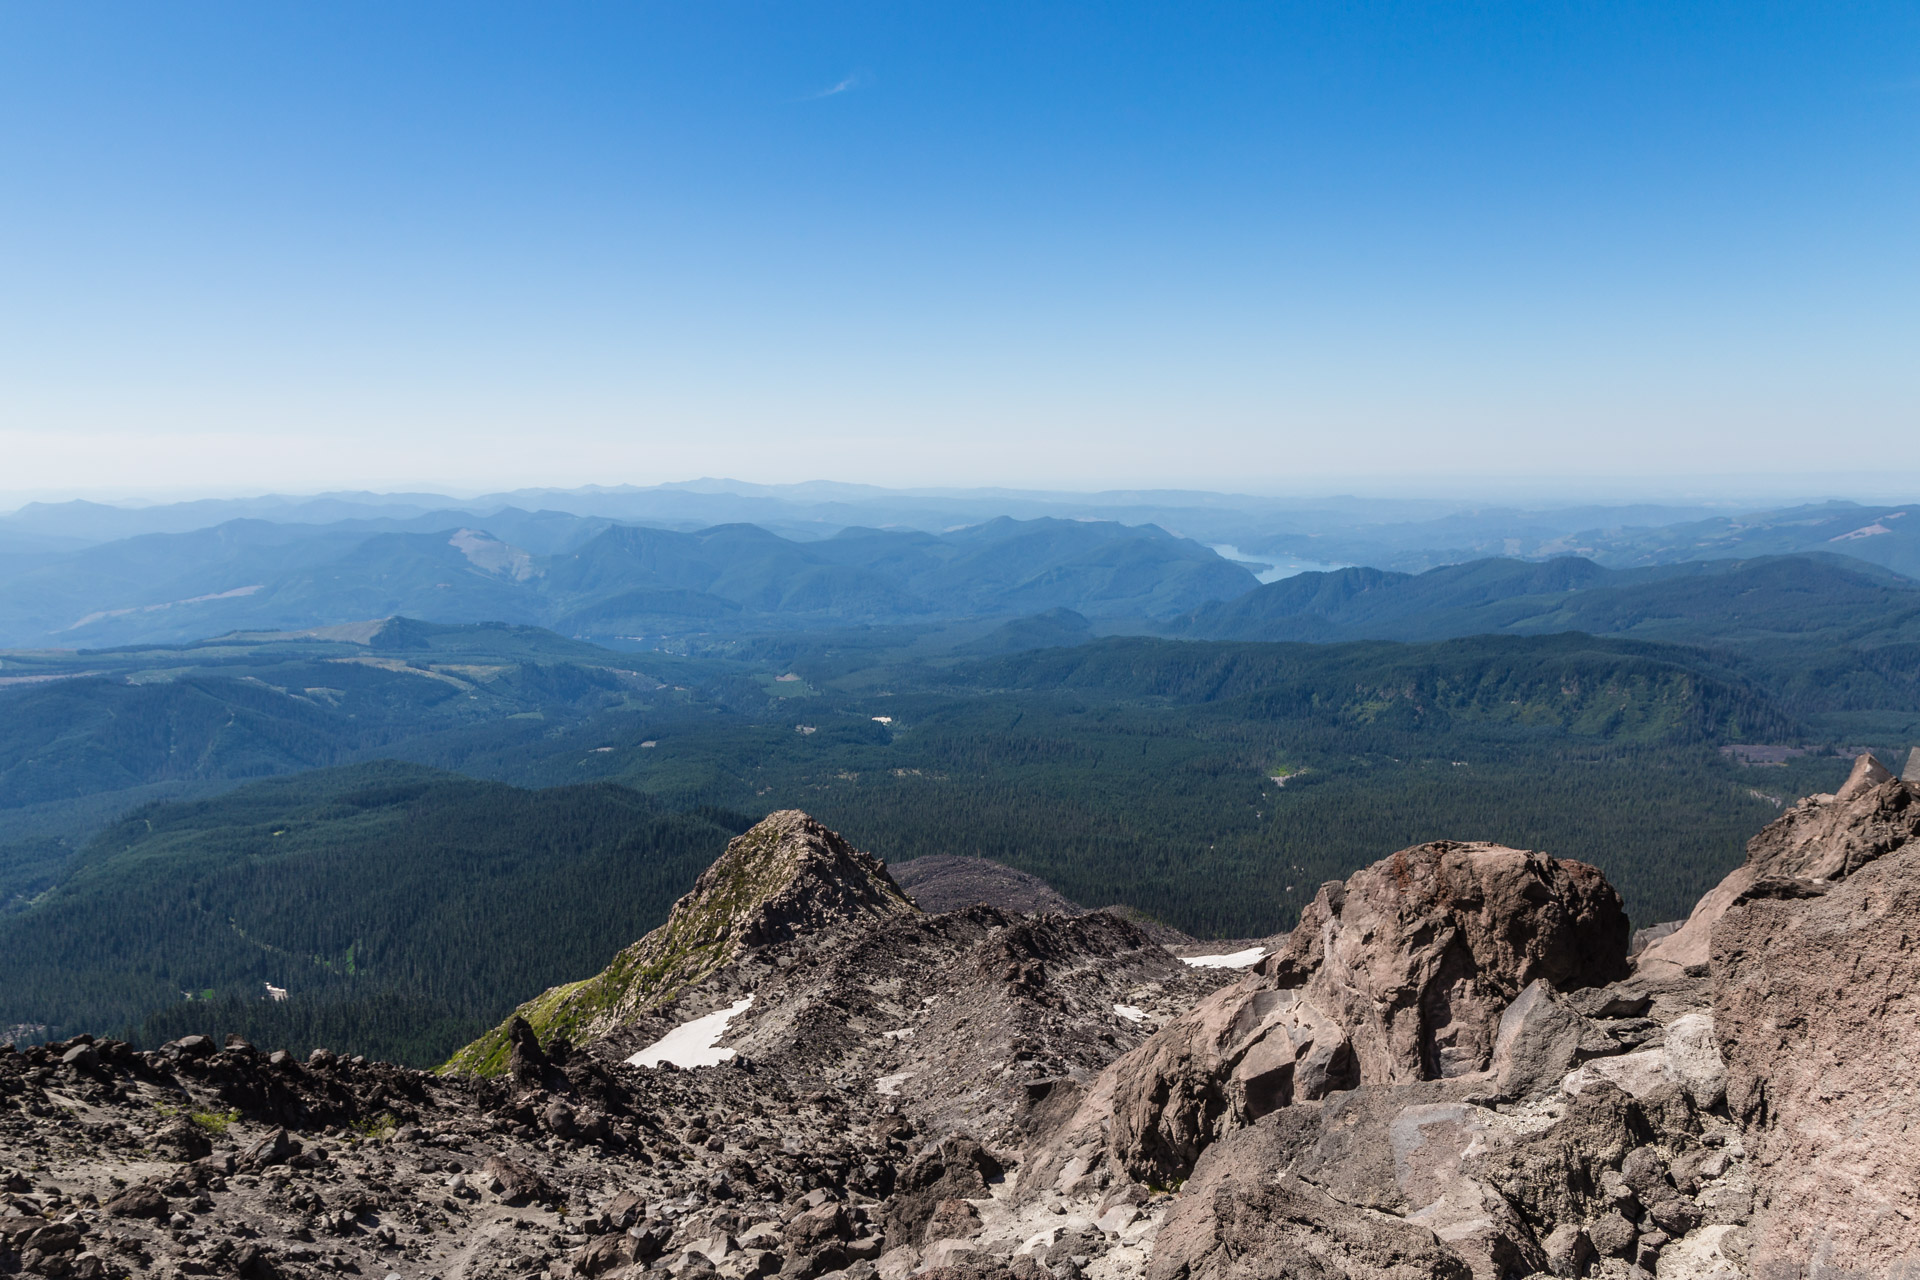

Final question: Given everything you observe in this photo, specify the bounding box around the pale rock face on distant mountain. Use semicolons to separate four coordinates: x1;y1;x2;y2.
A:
10;768;1920;1280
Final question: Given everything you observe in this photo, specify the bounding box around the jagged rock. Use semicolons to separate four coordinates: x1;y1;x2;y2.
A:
1711;831;1920;1276
510;1017;558;1089
925;1199;983;1239
1541;1224;1593;1278
1587;1212;1636;1259
1109;840;1628;1183
103;1184;169;1219
1642;1195;1701;1238
785;1204;855;1253
237;1127;299;1170
151;1115;213;1159
1657;1013;1725;1108
1486;980;1611;1097
1147;1166;1472;1280
166;1034;216;1059
484;1154;557;1204
1564;985;1651;1020
1641;753;1920;974
1468;1082;1653;1232
18;1221;83;1255
577;1232;645;1275
882;1136;1003;1248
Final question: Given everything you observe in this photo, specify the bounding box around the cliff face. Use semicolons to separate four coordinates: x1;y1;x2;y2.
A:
1709;763;1920;1279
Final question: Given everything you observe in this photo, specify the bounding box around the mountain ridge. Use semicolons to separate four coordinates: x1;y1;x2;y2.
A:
443;810;918;1076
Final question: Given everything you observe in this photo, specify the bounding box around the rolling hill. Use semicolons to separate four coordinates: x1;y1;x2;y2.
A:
1173;552;1920;648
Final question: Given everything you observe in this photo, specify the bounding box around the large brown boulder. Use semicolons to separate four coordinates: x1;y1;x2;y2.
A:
1110;841;1627;1183
1148;1157;1472;1280
1711;836;1920;1277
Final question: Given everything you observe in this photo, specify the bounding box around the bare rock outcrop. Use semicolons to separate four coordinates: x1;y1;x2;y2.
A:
1107;841;1628;1184
1640;751;1920;974
1711;834;1920;1277
1147;1164;1473;1280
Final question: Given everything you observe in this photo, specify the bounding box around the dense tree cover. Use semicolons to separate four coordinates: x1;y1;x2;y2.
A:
558;685;1837;937
0;837;71;913
1173;553;1920;649
0;763;733;1063
0;623;1890;1066
0;621;744;835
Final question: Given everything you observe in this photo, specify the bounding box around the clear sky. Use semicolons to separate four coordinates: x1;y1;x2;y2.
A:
1;2;1915;499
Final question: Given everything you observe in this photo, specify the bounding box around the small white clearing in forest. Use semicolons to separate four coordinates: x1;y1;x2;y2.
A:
1182;948;1267;969
1113;1005;1147;1022
626;997;753;1068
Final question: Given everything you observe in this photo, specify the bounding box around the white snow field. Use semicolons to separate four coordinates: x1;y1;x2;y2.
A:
626;996;754;1068
1180;947;1267;969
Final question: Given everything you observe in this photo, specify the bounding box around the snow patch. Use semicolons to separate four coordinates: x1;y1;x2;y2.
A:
626;997;753;1068
1112;1004;1147;1022
1181;947;1267;969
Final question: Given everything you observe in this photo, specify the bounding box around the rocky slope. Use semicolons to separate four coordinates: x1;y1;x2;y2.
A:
446;812;919;1077
7;771;1920;1280
887;860;1085;919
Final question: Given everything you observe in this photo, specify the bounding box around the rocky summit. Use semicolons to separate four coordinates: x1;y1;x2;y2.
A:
6;762;1920;1280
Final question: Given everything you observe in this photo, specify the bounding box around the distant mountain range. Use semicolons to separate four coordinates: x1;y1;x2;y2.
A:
0;515;1255;648
0;481;1726;551
11;481;1920;572
8;482;1920;651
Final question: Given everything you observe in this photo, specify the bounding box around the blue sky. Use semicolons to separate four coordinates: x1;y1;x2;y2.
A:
1;2;1915;498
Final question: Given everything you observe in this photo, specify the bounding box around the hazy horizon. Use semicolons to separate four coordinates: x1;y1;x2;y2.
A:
7;473;1920;518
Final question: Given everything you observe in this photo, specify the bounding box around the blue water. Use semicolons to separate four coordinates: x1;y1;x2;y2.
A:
1210;544;1349;584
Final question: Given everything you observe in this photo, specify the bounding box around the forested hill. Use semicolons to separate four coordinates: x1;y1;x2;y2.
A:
959;633;1799;745
1171;552;1920;647
0;622;1885;1064
0;762;742;1064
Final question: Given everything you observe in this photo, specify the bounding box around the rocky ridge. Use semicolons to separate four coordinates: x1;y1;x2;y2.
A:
5;764;1920;1280
446;812;919;1077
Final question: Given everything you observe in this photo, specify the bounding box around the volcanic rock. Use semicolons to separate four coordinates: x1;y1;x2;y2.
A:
449;810;919;1073
1640;751;1920;974
890;857;1085;917
1104;840;1628;1184
1712;828;1920;1276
